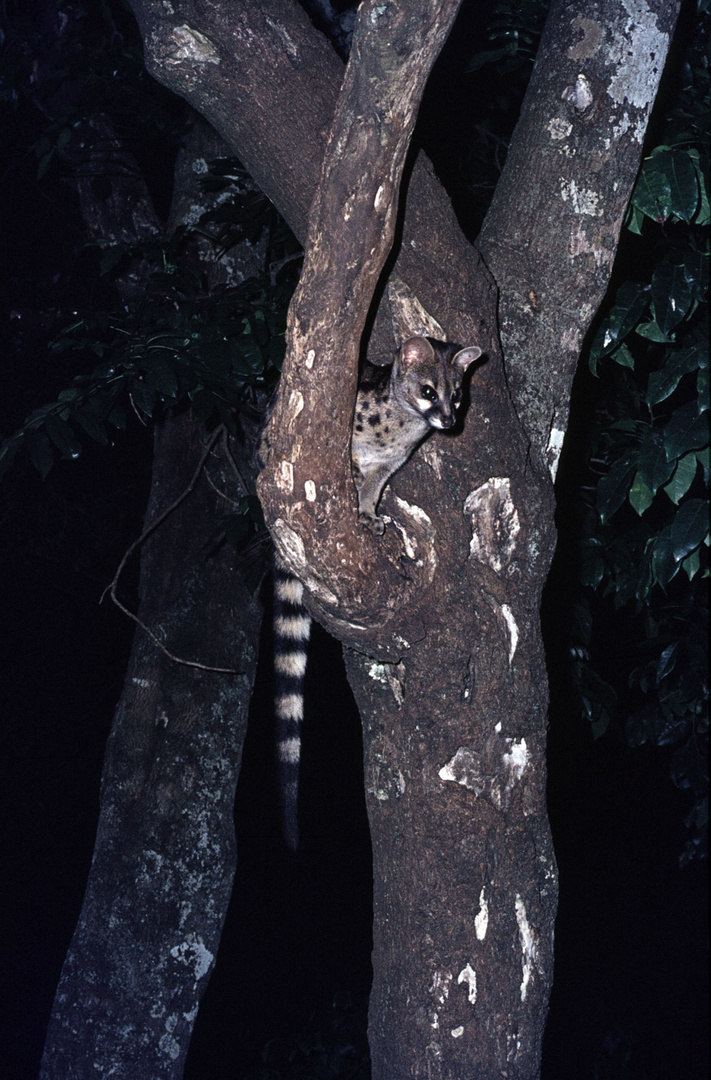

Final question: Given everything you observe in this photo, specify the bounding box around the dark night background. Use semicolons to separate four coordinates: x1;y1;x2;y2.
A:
0;2;707;1078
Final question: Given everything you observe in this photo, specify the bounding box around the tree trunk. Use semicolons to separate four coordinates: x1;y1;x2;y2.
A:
40;119;266;1077
54;0;680;1075
40;411;261;1080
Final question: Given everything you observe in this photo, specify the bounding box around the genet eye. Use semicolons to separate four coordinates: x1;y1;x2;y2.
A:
420;385;437;402
452;388;462;403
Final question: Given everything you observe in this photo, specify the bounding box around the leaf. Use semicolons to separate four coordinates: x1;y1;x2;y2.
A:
130;381;157;417
691;154;710;225
611;342;635;370
107;404;126;430
666;149;700;223
589;281;650;366
698;366;709;413
630;429;675;514
681;548;701;580
656;642;679;684
37;149;54;180
682;248;710;301
72;408;109;445
651;527;680;590
24;427;54;479
632;148;673;222
632;147;700;224
629;470;654;515
597;452;637;523
625;706;656;747
635;319;673;343
580;537;605;589
142;357;179;397
647;343;704;406
663;452;699;504
670;499;709;561
625;203;645;236
651;261;695;336
44;413;82;459
577;664;617;739
664;401;709;462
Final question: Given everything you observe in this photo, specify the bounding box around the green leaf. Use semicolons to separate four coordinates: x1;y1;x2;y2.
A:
636;319;673;343
656;642;679;684
44;413;82;459
681;548;701;580
626;427;674;511
589;281;650;366
650;527;680;589
647;343;704;406
632;147;700;224
24;428;54;478
629;470;654;515
682;248;710;301
663;452;699;504
580;537;605;589
597;452;637;523
37;150;54;180
670;499;709;561
577;664;617;739
611;342;635;369
651;261;695;336
666;149;700;223
107;404;126;430
632;148;673;221
698;366;709;413
142;357;179;397
691;155;710;225
130;381;157;417
664;401;709;461
625;203;645;236
72;408;109;445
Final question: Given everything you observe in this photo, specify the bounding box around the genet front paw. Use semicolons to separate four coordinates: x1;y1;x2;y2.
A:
358;511;385;536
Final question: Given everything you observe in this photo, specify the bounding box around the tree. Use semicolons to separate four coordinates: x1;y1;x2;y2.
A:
5;0;684;1077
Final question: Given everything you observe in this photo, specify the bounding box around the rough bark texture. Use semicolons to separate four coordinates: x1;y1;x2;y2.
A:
40;120;265;1078
40;412;260;1080
479;0;682;477
71;0;679;1076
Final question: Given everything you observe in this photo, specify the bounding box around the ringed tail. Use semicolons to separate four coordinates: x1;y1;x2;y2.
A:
273;553;311;850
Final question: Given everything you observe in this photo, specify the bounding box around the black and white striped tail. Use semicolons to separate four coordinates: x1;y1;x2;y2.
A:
273;554;311;851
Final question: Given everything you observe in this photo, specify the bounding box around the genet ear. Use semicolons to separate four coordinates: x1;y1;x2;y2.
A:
400;337;435;365
452;345;483;371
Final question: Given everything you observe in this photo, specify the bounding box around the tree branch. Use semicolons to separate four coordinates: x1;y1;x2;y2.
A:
256;0;467;633
126;0;517;651
478;0;682;475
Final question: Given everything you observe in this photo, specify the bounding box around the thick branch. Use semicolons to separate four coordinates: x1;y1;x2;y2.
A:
478;0;682;476
257;0;466;631
125;0;518;649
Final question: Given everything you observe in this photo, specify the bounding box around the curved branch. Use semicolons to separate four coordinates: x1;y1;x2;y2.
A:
257;0;466;636
128;0;506;652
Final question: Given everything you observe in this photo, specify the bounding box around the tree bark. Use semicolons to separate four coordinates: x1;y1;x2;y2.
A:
40;120;265;1078
41;413;261;1080
478;0;682;475
70;0;681;1076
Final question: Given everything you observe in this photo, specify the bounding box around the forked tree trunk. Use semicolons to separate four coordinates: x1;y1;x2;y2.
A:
44;0;681;1075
